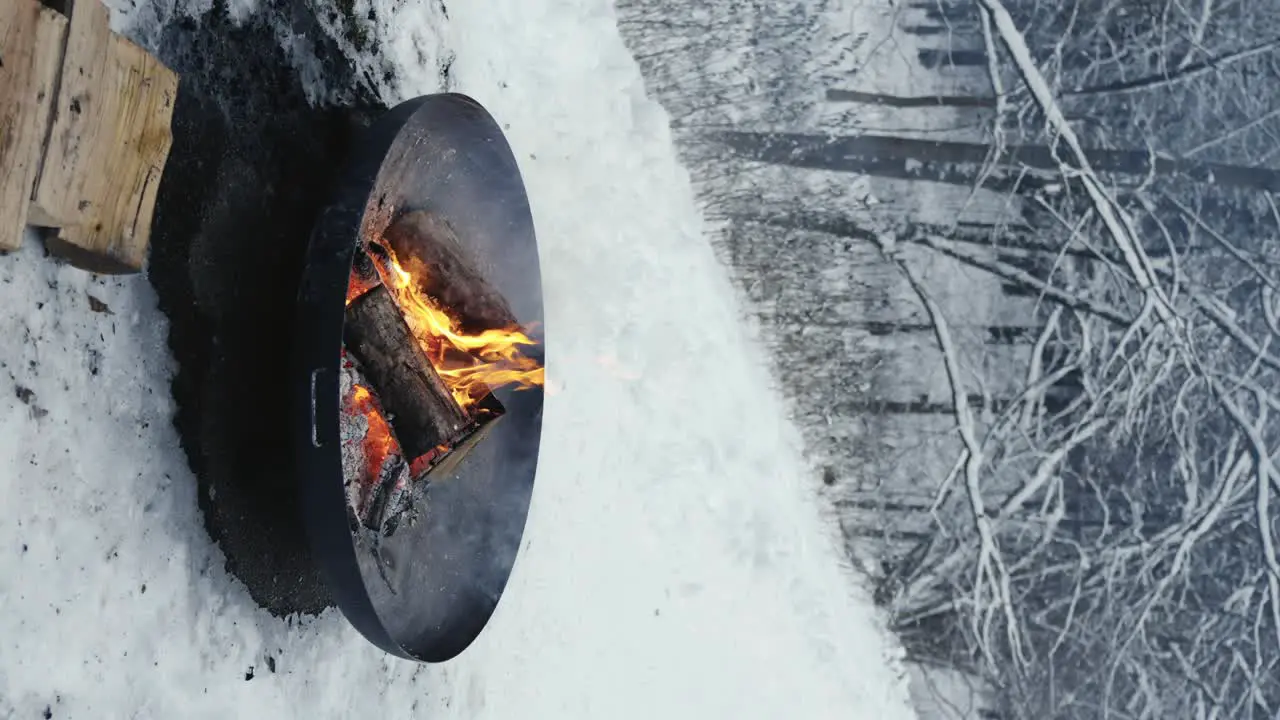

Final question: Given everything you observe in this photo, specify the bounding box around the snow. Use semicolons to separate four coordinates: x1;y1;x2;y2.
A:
0;0;918;717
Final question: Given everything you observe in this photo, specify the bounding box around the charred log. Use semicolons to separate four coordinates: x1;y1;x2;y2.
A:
344;284;470;459
380;210;519;334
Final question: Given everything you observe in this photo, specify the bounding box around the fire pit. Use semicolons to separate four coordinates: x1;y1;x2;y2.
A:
294;94;543;662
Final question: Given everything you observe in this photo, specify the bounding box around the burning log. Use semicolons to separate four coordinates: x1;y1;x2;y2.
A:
381;210;519;333
343;284;470;460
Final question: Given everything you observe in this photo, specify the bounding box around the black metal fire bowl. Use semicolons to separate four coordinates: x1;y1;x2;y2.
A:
294;94;543;662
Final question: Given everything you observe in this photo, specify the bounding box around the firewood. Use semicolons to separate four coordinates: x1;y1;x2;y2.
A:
380;210;519;333
344;284;470;460
0;0;67;252
29;0;177;273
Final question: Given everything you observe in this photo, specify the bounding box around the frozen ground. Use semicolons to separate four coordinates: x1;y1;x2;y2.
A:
0;0;917;717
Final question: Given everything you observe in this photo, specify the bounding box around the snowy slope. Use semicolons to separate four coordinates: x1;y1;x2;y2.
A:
0;1;917;718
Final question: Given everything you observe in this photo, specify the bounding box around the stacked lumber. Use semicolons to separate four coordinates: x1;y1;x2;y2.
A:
0;0;178;273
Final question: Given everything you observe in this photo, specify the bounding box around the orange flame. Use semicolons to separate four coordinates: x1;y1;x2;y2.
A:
366;242;544;409
350;383;399;481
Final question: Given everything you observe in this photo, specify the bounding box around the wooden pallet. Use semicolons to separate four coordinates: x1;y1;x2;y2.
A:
0;0;178;274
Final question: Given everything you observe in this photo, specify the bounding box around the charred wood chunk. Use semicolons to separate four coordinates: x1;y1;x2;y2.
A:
381;210;519;333
361;453;408;532
344;284;469;459
347;246;382;304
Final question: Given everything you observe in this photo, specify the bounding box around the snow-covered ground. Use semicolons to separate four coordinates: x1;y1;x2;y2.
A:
615;1;1009;716
0;0;918;717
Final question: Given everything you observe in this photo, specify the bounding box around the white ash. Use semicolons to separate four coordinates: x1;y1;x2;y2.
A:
338;358;369;495
338;356;415;529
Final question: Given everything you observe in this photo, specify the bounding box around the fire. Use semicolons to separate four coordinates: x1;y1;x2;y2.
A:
350;383;399;481
365;241;545;409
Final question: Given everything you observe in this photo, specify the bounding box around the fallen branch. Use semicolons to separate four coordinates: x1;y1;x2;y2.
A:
975;0;1179;328
892;248;1028;673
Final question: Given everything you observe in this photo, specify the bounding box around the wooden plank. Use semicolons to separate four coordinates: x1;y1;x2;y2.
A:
0;0;68;251
44;33;177;273
29;0;111;229
29;0;177;273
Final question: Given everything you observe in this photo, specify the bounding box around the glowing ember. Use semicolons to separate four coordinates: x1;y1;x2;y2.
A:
409;445;451;477
364;240;545;409
349;383;399;481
